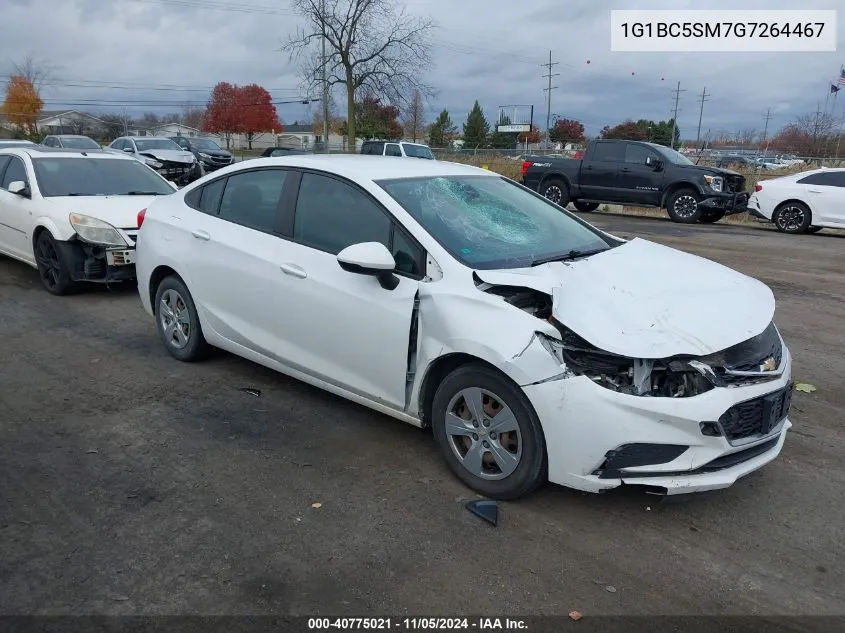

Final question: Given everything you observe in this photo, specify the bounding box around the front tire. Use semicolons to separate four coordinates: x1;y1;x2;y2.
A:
154;275;210;362
431;364;546;500
540;178;570;208
699;209;726;223
574;201;599;212
666;188;702;223
34;231;76;296
773;201;812;234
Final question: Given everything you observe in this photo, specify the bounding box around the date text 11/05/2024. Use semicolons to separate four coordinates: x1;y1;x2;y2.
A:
308;618;528;630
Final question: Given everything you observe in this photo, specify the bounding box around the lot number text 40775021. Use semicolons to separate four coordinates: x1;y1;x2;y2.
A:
307;618;528;630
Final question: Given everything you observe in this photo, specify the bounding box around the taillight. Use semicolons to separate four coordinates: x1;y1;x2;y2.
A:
521;160;532;176
754;183;762;192
137;208;147;228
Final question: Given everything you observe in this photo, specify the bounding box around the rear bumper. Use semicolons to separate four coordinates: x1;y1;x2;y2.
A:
698;191;749;216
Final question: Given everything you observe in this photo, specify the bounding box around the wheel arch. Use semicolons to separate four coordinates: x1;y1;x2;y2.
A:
774;198;813;216
538;171;572;193
148;264;182;307
660;181;704;207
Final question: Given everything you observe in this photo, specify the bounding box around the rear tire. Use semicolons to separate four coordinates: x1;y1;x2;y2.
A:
154;275;211;362
34;231;77;296
573;201;599;212
699;209;726;224
540;178;570;208
772;201;812;234
665;188;702;223
431;363;547;500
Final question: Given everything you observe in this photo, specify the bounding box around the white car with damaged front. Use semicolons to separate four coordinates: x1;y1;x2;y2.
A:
748;167;845;234
135;155;793;500
0;146;176;294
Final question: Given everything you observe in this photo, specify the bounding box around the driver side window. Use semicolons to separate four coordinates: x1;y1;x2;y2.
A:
2;157;28;190
625;144;658;165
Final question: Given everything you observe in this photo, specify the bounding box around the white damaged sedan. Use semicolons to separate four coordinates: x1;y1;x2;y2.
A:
135;156;793;499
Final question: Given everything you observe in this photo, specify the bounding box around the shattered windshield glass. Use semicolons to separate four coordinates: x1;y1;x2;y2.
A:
378;175;613;269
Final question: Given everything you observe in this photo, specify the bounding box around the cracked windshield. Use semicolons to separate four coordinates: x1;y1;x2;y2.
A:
378;175;612;269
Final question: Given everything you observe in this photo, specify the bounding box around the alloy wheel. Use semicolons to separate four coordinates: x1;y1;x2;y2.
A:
444;387;522;481
673;195;698;218
159;289;191;349
544;186;563;205
35;237;61;291
776;205;805;232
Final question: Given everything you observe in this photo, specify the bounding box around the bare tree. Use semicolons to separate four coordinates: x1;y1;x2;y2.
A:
735;128;757;147
11;55;53;93
283;0;436;151
400;89;425;142
181;103;206;130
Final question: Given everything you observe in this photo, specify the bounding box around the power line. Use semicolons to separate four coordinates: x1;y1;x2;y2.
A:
761;107;773;142
670;81;686;149
541;50;559;143
695;86;709;145
0;75;302;93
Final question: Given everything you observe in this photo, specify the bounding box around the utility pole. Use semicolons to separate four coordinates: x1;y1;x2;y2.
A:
695;86;709;145
761;107;773;143
670;81;686;149
321;0;330;153
541;50;559;145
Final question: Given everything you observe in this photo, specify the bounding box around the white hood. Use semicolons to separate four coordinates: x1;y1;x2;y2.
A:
138;149;195;164
57;195;164;229
474;238;775;359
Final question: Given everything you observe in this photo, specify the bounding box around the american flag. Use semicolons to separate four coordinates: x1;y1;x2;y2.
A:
840;66;845;86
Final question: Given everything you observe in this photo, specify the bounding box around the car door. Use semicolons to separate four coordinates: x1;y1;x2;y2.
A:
617;143;663;205
271;170;421;410
800;171;845;226
0;155;35;261
178;168;292;356
578;141;624;201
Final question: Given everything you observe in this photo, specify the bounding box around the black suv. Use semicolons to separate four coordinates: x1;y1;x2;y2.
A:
172;136;234;173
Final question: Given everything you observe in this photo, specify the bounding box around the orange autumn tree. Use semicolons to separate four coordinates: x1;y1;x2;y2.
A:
203;82;241;149
2;76;43;135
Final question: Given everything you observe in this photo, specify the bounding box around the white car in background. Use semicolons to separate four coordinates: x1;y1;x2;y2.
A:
135;155;793;500
106;136;198;185
0;146;176;294
748;167;845;234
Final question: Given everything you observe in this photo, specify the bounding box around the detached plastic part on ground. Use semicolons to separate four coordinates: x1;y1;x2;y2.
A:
465;499;498;526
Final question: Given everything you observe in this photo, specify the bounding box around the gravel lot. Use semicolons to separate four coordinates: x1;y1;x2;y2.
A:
1;214;843;620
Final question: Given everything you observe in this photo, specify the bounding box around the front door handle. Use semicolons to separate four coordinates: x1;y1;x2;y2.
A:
280;263;307;279
620;167;630;172
808;189;822;193
191;229;210;241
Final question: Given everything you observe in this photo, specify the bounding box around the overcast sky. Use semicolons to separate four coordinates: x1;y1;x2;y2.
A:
2;0;843;140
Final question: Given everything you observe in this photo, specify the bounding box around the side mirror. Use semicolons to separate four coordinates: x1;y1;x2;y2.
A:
645;156;662;170
336;242;399;290
8;181;30;198
123;147;134;153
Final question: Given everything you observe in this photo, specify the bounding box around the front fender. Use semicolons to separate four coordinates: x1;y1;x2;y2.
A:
661;180;707;205
33;216;75;243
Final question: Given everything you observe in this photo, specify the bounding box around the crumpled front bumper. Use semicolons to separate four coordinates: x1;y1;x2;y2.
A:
698;191;750;216
522;347;793;495
54;240;137;283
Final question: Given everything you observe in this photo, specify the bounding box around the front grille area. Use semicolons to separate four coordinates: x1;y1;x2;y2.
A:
207;155;233;166
718;383;793;442
725;175;745;193
158;160;193;178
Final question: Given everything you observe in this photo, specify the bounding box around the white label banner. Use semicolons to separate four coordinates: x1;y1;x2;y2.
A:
611;10;837;52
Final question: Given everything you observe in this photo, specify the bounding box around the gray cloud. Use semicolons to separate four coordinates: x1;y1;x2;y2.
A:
2;0;843;137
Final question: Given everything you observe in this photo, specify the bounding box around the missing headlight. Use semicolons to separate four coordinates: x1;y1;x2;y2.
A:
552;323;714;398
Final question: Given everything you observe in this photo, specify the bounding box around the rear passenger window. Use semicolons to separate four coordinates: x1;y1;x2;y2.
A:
198;178;226;214
385;144;402;157
591;142;625;162
218;169;286;232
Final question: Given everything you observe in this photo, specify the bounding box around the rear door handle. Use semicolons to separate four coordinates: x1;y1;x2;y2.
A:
808;189;822;193
280;263;307;279
620;167;630;172
191;229;210;241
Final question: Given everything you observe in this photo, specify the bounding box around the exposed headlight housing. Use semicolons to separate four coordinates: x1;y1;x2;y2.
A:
704;175;723;192
69;213;127;247
199;152;212;160
144;158;163;169
541;327;714;398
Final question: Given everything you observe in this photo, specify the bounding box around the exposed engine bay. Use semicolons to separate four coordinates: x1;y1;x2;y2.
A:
475;277;782;399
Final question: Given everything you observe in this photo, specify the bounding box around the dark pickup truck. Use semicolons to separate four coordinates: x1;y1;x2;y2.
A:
521;139;749;224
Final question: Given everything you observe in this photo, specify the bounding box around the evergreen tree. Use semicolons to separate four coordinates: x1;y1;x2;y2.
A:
428;109;457;147
462;101;489;148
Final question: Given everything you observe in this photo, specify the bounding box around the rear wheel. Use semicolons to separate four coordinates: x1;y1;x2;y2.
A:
772;201;812;234
699;209;726;223
573;201;599;212
540;178;570;208
34;231;76;296
665;188;702;223
154;275;211;362
432;364;547;500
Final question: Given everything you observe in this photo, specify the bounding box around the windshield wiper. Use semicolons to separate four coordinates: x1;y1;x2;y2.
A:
126;191;164;195
530;247;610;267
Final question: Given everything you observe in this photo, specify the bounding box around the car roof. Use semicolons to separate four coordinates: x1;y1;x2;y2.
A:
242;154;492;180
51;134;96;139
132;136;176;141
0;146;132;159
